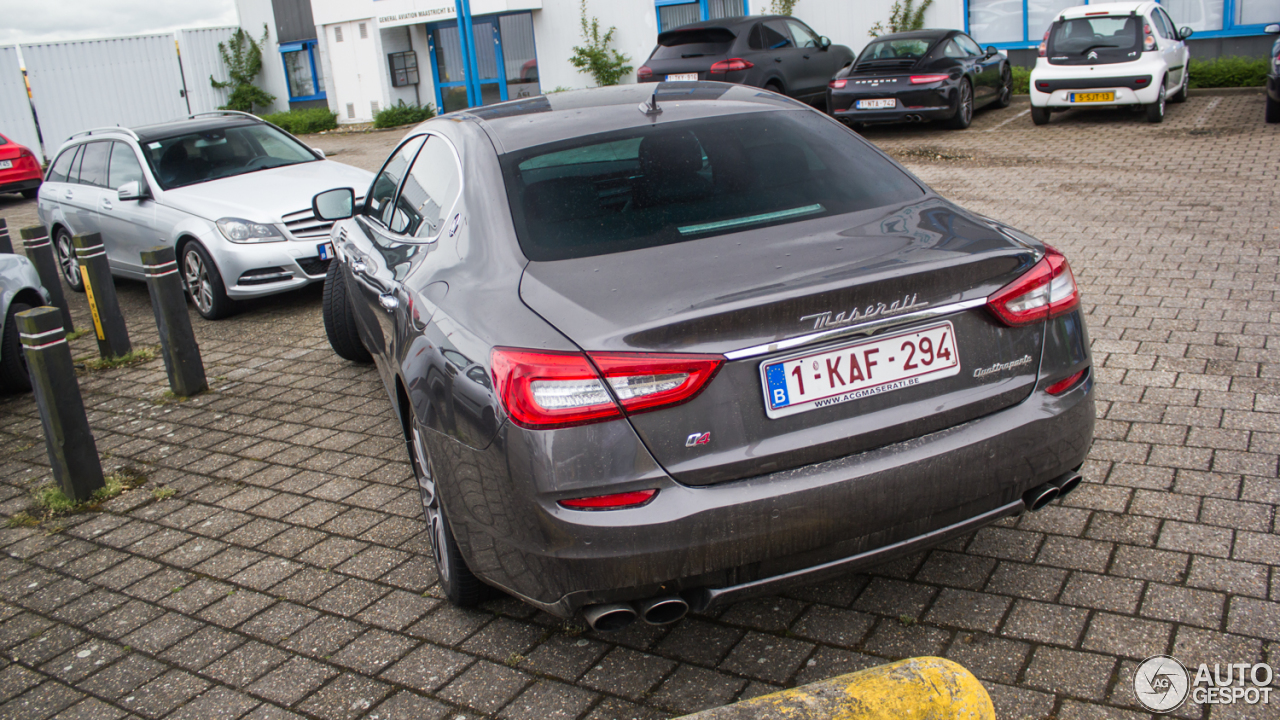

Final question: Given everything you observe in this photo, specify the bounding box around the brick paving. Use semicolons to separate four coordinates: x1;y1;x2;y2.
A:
0;92;1276;719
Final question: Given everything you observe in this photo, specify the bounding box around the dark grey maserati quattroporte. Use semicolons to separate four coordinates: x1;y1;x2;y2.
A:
312;82;1094;631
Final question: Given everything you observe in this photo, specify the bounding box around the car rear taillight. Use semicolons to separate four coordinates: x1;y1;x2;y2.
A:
910;74;949;84
559;489;657;510
1039;30;1049;57
709;58;754;73
1144;25;1157;51
637;65;653;80
829;78;847;89
1045;368;1087;395
986;246;1080;327
490;348;723;429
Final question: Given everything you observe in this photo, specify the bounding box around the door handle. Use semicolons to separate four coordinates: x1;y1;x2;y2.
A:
101;199;113;211
64;190;73;200
351;260;368;274
774;57;782;63
378;293;399;311
803;54;811;59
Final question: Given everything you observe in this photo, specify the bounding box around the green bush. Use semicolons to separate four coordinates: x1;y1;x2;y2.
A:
1011;66;1031;95
261;107;338;135
1187;56;1269;89
373;101;437;128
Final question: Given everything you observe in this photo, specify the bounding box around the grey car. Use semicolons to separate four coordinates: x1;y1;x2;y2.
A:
0;254;51;393
36;112;373;319
313;83;1095;631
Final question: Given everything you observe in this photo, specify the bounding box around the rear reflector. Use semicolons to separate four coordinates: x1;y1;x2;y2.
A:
1045;368;1086;395
910;74;949;84
710;58;754;73
491;348;723;429
559;489;657;510
986;245;1080;327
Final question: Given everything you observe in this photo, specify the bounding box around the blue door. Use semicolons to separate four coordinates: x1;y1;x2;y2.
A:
427;17;507;113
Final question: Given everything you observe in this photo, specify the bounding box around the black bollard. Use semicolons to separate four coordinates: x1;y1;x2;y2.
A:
18;226;74;333
71;233;130;359
141;246;206;397
18;307;105;502
0;219;12;254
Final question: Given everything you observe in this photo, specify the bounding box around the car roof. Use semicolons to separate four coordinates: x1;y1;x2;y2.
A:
1058;2;1153;19
461;82;804;154
130;116;262;142
865;29;955;42
658;14;791;35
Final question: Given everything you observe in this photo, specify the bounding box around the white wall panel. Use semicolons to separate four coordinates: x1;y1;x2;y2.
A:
0;47;43;163
22;35;188;158
179;27;239;114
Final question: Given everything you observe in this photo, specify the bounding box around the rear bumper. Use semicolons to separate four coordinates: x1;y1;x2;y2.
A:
448;370;1095;617
1030;72;1162;107
828;86;956;124
0;177;40;195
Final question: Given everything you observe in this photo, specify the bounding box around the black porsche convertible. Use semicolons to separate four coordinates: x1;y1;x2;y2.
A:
827;29;1012;130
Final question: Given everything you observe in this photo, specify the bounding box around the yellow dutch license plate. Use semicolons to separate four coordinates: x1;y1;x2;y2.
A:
1070;92;1115;103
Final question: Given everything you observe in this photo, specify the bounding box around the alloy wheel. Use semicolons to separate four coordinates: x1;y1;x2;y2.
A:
183;249;213;315
1000;73;1012;104
57;233;78;287
961;82;973;124
411;425;450;583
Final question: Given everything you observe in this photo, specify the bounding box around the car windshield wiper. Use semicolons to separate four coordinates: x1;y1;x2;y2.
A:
1079;44;1120;54
681;53;708;58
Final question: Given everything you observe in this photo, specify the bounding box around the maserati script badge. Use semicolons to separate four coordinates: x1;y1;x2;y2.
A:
799;293;928;331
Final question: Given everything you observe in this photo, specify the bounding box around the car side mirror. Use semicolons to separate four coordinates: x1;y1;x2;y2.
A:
1178;26;1194;40
1265;24;1280;34
312;147;326;159
985;45;1000;57
313;187;355;221
818;36;831;50
117;180;148;201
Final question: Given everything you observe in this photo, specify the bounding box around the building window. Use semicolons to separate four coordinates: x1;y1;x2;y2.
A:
968;0;1280;46
655;0;748;33
334;26;343;42
359;23;368;39
281;40;326;102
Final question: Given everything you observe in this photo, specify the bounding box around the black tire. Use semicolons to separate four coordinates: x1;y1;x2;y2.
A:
1266;96;1280;124
409;419;486;607
20;187;38;200
54;227;84;293
1146;81;1166;123
1169;69;1189;104
180;241;234;320
946;79;974;129
0;302;32;394
322;260;372;363
764;81;784;96
996;67;1013;108
1031;106;1051;126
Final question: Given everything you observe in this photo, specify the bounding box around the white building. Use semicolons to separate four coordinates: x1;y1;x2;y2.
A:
235;0;1280;122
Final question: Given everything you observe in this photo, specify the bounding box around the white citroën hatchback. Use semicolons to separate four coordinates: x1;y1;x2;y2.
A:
1029;2;1192;125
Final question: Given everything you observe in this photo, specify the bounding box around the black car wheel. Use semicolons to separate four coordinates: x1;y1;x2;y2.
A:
322;260;372;363
946;79;974;129
54;228;84;293
410;422;485;607
180;242;234;320
1031;106;1051;126
1266;95;1280;124
0;302;32;394
996;67;1013;108
1169;69;1189;104
1146;81;1166;123
764;80;784;96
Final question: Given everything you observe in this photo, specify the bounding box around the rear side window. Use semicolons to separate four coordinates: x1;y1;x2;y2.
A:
47;147;77;183
1048;16;1141;57
502;110;924;262
107;142;145;189
653;28;736;60
759;21;792;49
77;142;111;188
397;137;462;239
364;135;426;229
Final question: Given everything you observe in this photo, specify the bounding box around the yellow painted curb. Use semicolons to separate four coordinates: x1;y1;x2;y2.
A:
678;656;995;720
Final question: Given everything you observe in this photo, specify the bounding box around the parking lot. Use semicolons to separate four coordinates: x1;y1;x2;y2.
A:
0;90;1277;719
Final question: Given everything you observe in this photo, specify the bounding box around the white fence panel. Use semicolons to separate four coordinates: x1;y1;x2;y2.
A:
0;47;43;163
22;34;187;158
179;27;237;114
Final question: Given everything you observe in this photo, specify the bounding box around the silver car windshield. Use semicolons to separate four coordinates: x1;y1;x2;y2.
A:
141;123;317;190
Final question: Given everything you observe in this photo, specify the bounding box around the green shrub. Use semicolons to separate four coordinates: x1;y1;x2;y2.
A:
1187;56;1268;89
1011;66;1031;95
373;100;437;128
569;0;632;87
261;107;338;135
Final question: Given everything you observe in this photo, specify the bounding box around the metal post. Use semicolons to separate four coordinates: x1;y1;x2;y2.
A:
18;307;105;502
141;246;206;397
0;219;12;254
18;226;74;333
71;232;131;359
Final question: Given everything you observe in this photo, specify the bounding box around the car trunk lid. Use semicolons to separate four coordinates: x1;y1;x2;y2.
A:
644;27;738;80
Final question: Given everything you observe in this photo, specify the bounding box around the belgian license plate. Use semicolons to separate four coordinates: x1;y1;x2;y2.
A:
0;160;10;169
761;322;960;419
317;242;334;260
666;73;698;81
1070;92;1114;103
856;98;897;109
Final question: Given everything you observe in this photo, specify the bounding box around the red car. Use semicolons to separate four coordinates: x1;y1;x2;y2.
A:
0;132;42;199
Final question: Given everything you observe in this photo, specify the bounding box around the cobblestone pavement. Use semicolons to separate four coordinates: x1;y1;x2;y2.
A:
0;92;1277;720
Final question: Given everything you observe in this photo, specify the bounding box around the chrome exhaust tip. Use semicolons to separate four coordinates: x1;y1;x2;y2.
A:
637;596;689;625
582;603;637;632
1056;473;1083;497
1023;484;1061;512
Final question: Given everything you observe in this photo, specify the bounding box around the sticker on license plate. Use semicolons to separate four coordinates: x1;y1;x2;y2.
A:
761;321;960;419
1069;92;1115;103
317;242;334;261
666;73;698;81
855;99;897;109
0;160;11;169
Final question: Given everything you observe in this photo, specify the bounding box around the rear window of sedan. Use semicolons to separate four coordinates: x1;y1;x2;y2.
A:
1048;15;1142;57
501;110;924;261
